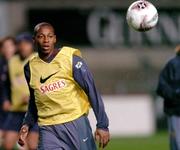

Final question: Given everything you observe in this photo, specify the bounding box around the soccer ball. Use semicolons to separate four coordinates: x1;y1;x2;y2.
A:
126;0;158;32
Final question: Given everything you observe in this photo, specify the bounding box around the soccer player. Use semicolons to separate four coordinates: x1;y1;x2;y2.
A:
157;45;180;150
18;22;110;150
0;36;16;148
2;33;39;150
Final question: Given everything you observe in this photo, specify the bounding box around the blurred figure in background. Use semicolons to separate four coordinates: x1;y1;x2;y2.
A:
2;33;39;150
157;45;180;150
0;36;16;149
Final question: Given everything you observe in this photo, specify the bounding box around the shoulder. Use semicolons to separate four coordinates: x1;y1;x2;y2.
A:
73;55;89;72
28;53;38;64
29;53;38;61
172;55;180;64
161;57;176;73
60;46;82;57
73;55;84;65
9;54;20;64
163;56;176;66
10;54;19;61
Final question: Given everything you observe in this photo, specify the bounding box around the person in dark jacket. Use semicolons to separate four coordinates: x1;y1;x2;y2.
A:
157;45;180;150
0;36;16;148
2;33;39;150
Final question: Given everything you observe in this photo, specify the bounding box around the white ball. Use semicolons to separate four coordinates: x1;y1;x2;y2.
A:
126;0;158;32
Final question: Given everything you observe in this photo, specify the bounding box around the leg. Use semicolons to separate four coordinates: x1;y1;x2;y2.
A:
38;116;97;150
27;124;39;150
3;131;19;150
0;111;8;148
168;116;178;150
38;126;66;150
75;116;97;150
2;112;27;150
54;115;97;150
171;116;180;150
0;130;3;147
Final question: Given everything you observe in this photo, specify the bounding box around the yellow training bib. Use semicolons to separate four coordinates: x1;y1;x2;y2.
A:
29;47;90;126
9;54;35;112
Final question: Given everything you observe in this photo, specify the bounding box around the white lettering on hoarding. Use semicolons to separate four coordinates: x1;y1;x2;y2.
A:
87;9;180;46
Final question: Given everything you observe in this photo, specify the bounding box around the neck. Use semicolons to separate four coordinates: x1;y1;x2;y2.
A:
39;49;58;63
19;53;31;61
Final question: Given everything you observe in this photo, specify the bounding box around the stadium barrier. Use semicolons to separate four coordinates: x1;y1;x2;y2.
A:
88;95;156;137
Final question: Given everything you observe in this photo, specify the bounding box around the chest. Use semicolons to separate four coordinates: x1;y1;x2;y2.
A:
30;57;73;92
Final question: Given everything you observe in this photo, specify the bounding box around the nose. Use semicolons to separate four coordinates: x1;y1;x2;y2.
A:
44;36;49;43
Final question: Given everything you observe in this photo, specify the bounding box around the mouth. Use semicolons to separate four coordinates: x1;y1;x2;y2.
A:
42;45;50;49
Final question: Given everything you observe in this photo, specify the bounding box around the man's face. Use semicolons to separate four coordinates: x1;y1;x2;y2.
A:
34;26;56;55
1;39;16;60
17;41;33;59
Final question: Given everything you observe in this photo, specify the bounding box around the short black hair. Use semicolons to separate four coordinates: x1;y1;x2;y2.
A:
34;22;55;36
16;32;33;44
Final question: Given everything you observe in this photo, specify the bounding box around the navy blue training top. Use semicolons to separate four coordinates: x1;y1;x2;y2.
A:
157;54;180;115
23;51;109;130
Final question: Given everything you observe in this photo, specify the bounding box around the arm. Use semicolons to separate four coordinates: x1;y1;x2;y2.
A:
156;61;177;101
73;55;110;148
18;62;38;146
1;72;11;103
1;60;11;111
22;62;38;128
73;55;109;129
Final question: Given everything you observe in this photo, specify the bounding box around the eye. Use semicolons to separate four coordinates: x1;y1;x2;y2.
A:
48;35;54;38
37;35;44;39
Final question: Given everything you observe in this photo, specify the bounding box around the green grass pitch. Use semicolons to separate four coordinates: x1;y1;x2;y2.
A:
103;131;169;150
6;131;168;150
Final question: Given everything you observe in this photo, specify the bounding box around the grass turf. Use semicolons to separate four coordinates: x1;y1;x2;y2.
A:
0;131;168;150
103;131;169;150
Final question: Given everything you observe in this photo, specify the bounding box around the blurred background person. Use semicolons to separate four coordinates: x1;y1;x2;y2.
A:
0;36;16;149
2;33;39;150
157;45;180;150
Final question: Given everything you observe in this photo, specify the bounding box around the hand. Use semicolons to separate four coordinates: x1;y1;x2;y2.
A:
2;100;11;111
95;128;110;149
21;96;29;105
18;125;29;146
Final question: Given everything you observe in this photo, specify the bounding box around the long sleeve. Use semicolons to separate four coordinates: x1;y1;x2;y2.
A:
73;55;109;130
156;61;177;101
0;58;11;103
22;62;38;128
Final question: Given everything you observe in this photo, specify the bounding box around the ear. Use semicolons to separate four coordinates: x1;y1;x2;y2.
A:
54;35;57;43
32;36;35;44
